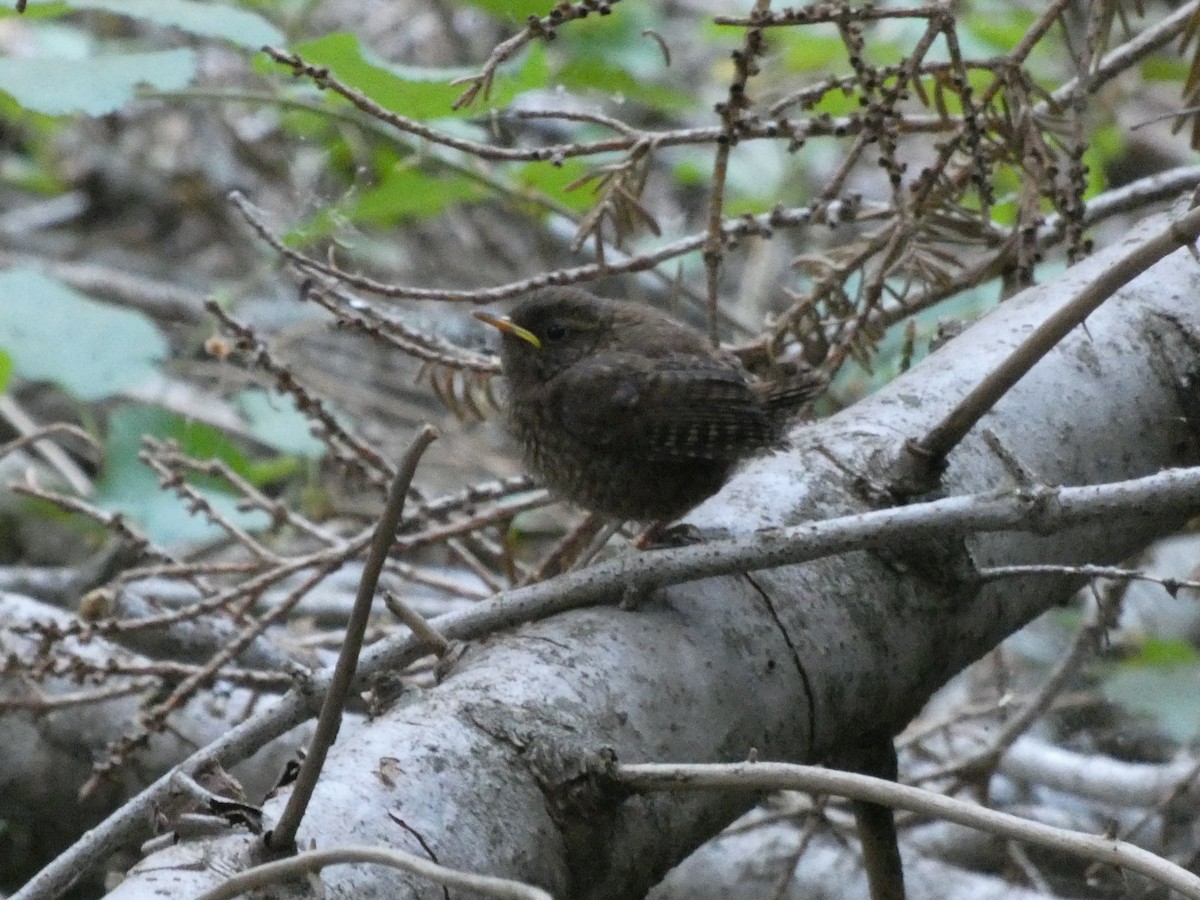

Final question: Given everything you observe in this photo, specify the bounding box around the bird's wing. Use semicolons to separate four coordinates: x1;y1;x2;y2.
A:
548;352;775;462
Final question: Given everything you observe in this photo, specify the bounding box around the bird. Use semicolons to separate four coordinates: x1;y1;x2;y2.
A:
473;287;823;523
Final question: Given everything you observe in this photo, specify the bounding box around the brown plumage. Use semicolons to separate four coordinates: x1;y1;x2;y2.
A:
474;287;822;522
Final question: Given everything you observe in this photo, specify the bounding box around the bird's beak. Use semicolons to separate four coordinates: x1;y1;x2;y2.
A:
472;311;542;349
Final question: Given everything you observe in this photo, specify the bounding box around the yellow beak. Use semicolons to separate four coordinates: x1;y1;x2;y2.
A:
472;311;542;349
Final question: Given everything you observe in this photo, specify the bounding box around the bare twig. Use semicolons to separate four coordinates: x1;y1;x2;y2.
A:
196;843;552;900
0;679;155;712
450;1;624;111
140;438;278;562
0;420;99;463
206;297;393;484
0;397;95;496
393;489;551;554
80;562;336;798
10;481;161;563
913;582;1119;786
715;5;950;26
1047;1;1199;111
977;562;1200;596
384;589;450;657
703;0;771;344
611;762;1200;899
268;425;439;852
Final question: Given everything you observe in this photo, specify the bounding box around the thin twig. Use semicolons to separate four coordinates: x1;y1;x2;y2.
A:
393;490;551;554
206;297;393;483
977;562;1200;596
260;44;955;166
521;513;607;585
140;438;278;562
0;679;155;712
864;166;1200;336
80;561;337;798
913;582;1119;786
703;0;771;344
195;843;552;900
268;425;438;852
0;420;99;462
0;397;95;496
612;761;1200;899
1120;756;1200;844
715;5;949;26
450;1;621;111
384;590;450;656
1046;1;1199;111
10;481;160;562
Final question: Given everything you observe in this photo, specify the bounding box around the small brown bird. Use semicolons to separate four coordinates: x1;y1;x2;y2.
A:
474;287;822;523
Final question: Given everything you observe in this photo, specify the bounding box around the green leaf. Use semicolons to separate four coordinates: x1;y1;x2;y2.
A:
0;1;70;18
352;162;485;225
671;156;707;187
1;152;69;195
513;159;595;213
235;389;326;458
557;56;693;112
94;406;270;548
808;87;858;118
1142;57;1189;82
722;142;786;211
1103;663;1200;742
536;7;687;113
778;30;851;73
0;268;166;400
245;454;303;486
0;48;196;116
964;8;1038;54
0;350;12;394
455;0;548;21
984;166;1024;226
555;1;657;53
281;142;489;239
1086;123;1124;170
281;33;543;119
1080;146;1109;202
1124;637;1200;667
61;0;282;49
167;417;251;478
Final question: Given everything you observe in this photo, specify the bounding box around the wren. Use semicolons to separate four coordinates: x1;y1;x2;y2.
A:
473;287;822;523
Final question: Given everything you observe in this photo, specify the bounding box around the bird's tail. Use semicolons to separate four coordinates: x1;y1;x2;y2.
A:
764;365;826;422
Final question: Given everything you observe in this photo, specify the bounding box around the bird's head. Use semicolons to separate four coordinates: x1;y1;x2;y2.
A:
473;288;617;384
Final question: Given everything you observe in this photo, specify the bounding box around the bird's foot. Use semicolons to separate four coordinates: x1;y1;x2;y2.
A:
633;521;704;550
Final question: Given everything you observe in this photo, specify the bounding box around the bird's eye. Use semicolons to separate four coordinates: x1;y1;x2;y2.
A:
544;323;566;341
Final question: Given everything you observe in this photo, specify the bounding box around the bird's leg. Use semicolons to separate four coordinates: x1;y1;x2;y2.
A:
523;513;607;583
571;519;624;569
633;521;704;549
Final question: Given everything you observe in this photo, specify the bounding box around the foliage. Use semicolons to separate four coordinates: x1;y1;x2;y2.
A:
92;406;272;545
1103;637;1200;742
0;48;197;116
0;268;165;400
0;1;279;115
